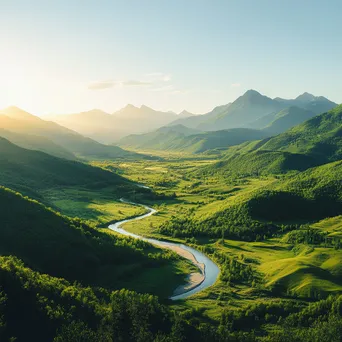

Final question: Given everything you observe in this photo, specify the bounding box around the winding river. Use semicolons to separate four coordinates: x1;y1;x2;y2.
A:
108;200;220;300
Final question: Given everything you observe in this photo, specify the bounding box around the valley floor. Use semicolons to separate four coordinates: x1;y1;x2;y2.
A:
91;157;342;324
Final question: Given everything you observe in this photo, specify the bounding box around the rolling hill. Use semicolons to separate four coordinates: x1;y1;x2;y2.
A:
0;106;149;160
0;128;76;160
0;186;186;295
119;125;271;153
0;137;135;196
118;124;201;151
247;159;342;223
207;150;319;176
164;159;342;239
258;104;342;162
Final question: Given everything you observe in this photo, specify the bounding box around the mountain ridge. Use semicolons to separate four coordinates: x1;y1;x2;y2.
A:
0;107;149;160
169;90;337;131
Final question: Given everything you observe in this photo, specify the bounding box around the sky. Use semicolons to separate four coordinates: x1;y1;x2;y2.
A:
0;0;341;116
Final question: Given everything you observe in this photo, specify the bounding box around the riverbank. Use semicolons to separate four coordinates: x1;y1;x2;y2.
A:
109;200;220;300
156;244;205;297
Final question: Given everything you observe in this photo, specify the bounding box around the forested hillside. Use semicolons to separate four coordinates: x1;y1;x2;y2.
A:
206;104;342;176
260;104;342;162
0;186;187;294
0;137;134;197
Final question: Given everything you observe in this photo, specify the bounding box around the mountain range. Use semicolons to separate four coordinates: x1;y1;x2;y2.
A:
171;90;337;131
208;103;342;176
51;105;195;143
1;90;338;160
0;106;151;160
118;91;337;153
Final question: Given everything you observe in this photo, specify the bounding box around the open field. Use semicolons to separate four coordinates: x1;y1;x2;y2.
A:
42;187;147;226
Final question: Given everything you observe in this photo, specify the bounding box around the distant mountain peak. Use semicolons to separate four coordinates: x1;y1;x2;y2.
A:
122;104;138;110
2;106;28;114
1;106;38;121
295;92;316;102
243;89;263;98
4;105;22;111
89;108;108;113
179;110;189;115
178;110;195;118
140;105;153;111
85;109;110;115
235;89;273;105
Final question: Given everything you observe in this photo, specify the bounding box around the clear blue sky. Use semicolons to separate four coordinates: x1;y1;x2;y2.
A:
0;0;341;115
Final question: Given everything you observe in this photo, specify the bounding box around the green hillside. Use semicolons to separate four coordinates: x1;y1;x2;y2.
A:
0;128;76;160
0;137;131;193
119;125;270;153
207;104;342;176
0;137;152;224
242;158;342;224
118;124;201;151
0;186;188;295
162;159;342;242
208;150;319;176
0;107;149;160
0;256;179;342
259;104;342;162
258;159;342;221
263;106;316;134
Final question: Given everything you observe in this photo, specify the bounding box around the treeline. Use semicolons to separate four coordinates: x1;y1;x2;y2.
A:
159;204;282;241
0;256;194;342
216;252;258;286
159;180;342;242
247;189;342;222
1;248;341;341
218;295;342;341
284;227;342;249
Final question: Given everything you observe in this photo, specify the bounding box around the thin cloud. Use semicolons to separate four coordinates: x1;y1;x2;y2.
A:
122;80;151;86
88;80;115;90
231;83;241;88
88;79;150;90
88;72;171;91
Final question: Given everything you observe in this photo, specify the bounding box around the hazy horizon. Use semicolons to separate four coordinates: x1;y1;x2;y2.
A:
1;89;338;119
1;0;342;116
